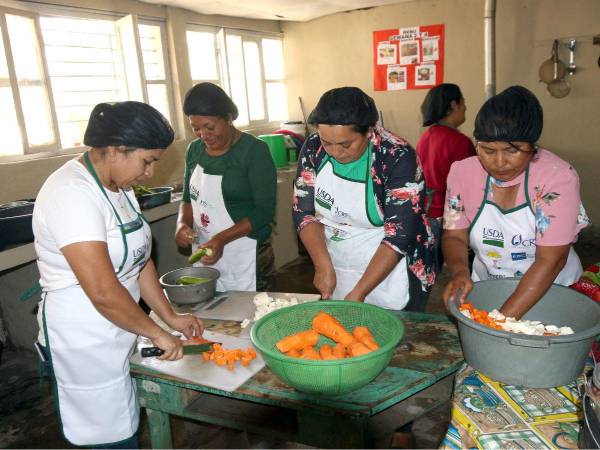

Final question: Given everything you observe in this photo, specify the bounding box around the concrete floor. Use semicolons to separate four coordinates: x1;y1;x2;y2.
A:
1;232;597;449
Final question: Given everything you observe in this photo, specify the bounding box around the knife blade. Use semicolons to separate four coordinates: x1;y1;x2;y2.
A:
140;342;215;358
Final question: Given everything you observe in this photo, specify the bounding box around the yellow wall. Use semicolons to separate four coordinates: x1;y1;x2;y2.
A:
282;0;600;224
0;0;281;203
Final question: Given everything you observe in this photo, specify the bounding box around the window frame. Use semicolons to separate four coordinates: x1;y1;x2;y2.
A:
186;24;285;130
0;5;176;162
0;6;61;155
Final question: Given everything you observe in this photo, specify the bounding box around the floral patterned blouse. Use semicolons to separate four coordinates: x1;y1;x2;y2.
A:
443;149;590;244
292;125;436;292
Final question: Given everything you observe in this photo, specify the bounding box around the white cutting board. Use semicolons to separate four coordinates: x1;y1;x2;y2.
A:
130;331;265;392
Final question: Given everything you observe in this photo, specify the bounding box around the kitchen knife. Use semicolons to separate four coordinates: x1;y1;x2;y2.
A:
141;342;215;358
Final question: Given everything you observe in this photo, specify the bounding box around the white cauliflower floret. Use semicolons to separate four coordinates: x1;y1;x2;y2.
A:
559;326;574;335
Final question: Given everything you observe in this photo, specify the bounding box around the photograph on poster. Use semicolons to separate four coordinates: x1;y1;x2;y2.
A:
422;37;439;62
377;41;397;65
400;40;420;65
415;64;436;85
387;65;407;90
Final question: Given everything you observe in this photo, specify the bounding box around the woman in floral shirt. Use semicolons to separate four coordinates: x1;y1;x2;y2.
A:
292;87;435;311
442;86;590;318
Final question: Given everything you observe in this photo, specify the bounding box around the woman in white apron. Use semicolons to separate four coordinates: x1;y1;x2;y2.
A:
442;86;590;318
292;87;436;311
175;83;277;292
33;102;203;448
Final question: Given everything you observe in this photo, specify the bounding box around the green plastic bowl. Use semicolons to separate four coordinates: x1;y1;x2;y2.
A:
250;301;404;395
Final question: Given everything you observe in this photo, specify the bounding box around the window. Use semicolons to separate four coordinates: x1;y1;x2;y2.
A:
186;26;287;128
0;6;174;158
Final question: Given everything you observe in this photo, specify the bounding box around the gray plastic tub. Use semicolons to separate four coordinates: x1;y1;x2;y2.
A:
449;278;600;388
159;266;220;305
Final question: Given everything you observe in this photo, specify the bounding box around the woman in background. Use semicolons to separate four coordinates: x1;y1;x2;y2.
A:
175;83;277;291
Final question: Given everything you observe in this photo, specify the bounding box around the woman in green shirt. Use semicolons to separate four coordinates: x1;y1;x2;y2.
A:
176;83;277;291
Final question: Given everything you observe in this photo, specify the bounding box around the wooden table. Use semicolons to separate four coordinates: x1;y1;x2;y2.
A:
130;311;464;448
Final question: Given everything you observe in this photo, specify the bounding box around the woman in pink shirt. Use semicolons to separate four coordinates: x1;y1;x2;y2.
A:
442;86;590;318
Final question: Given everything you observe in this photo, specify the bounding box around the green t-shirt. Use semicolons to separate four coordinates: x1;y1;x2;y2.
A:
182;133;277;244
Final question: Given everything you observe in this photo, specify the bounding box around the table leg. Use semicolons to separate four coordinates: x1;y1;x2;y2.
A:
145;408;173;449
297;410;369;448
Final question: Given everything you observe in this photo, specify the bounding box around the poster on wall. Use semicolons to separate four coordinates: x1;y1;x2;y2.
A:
373;24;444;91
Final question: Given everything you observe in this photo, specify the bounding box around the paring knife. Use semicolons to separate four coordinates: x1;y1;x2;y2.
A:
141;342;215;358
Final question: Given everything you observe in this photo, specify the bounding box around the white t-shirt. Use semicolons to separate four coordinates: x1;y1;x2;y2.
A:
33;158;141;291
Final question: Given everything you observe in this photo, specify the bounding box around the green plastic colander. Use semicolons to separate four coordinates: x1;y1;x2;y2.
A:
250;301;404;395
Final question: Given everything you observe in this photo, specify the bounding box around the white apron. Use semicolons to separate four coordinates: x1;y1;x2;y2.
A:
189;164;256;291
315;145;409;310
38;152;151;446
470;171;582;284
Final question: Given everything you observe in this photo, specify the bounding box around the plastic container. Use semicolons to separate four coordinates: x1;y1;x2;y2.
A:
159;266;220;305
449;279;600;388
258;134;288;168
136;186;173;210
251;300;404;395
280;121;306;138
0;200;35;250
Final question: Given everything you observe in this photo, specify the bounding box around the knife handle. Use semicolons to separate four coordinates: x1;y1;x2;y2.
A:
141;347;165;357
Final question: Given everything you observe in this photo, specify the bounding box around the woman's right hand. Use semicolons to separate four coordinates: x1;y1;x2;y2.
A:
175;222;196;248
151;330;184;361
314;266;336;299
442;269;473;308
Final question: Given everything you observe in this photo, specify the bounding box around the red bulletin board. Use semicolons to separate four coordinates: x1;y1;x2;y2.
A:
373;24;445;91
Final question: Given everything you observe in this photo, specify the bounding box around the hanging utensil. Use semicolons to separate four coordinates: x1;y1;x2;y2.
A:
539;40;567;84
547;41;571;98
567;38;577;75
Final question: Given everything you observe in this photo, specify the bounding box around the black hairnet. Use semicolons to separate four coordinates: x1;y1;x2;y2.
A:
474;86;543;143
308;87;379;128
84;101;174;149
421;83;463;126
183;82;239;119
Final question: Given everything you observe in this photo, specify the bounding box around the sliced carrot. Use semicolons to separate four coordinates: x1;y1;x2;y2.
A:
352;326;380;351
332;342;348;358
312;311;354;345
348;341;372;357
276;330;320;353
300;345;321;360
319;344;337;360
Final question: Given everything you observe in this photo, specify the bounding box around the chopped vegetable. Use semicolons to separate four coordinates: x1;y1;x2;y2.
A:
201;343;257;370
352;326;379;351
175;276;211;286
285;349;301;358
188;247;214;264
300;346;321;360
311;311;354;345
348;341;372;357
319;344;336;360
133;185;154;197
332;342;348;359
276;330;320;353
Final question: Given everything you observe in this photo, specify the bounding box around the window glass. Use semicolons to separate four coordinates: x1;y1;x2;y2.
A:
243;41;264;121
225;34;249;127
40;16;126;148
146;83;170;124
262;38;284;80
138;24;165;80
187;30;218;81
7;14;54;146
266;81;288;122
0;27;23;155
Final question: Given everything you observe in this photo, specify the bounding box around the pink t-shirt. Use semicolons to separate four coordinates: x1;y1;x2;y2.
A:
443;149;590;245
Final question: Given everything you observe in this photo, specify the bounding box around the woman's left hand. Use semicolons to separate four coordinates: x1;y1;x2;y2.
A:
198;236;225;265
344;289;366;302
166;313;204;339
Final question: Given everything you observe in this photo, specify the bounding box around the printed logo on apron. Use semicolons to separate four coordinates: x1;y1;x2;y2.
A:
188;163;257;291
314;145;410;310
469;171;582;285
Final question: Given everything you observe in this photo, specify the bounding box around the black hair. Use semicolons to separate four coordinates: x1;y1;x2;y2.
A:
421;83;463;126
183;82;239;120
83;101;174;150
474;85;543;144
308;87;379;134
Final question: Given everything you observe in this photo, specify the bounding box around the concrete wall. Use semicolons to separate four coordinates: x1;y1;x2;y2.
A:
282;0;600;225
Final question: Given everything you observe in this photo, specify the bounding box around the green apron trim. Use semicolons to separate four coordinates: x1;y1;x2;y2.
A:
83;152;144;275
469;166;530;233
316;143;383;227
